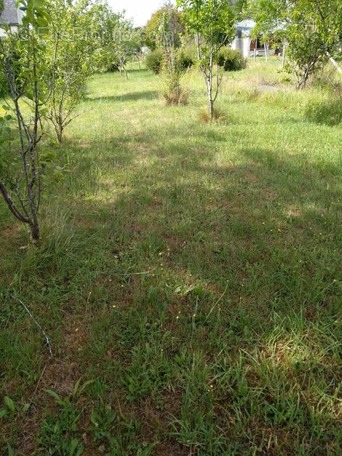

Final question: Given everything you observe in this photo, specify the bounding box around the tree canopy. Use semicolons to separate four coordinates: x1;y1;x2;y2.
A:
177;0;239;119
144;2;185;50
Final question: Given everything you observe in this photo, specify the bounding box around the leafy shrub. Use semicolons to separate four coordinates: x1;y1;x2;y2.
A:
161;49;189;106
107;61;120;72
178;45;196;70
0;70;9;97
146;46;195;75
106;53;126;72
217;48;246;71
145;49;163;74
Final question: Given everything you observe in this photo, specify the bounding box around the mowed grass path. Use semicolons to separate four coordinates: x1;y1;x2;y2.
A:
1;62;341;455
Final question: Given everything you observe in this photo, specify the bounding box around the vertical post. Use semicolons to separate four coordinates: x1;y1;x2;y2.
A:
282;41;286;68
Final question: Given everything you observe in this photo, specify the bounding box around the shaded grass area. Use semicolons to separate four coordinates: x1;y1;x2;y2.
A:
0;62;341;455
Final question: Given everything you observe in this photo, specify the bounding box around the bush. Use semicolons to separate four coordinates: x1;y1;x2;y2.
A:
107;62;120;72
178;45;196;70
217;48;246;71
145;49;163;74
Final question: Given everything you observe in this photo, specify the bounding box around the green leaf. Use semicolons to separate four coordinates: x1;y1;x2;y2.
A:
45;389;65;406
40;151;57;163
69;438;83;456
7;443;15;456
4;396;15;414
73;378;94;398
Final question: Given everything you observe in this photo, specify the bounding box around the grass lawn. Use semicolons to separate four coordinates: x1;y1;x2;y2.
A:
0;60;341;455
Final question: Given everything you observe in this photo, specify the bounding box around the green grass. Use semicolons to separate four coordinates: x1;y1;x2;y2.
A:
0;60;341;455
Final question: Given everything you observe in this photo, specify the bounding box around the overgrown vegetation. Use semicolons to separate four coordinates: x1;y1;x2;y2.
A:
250;0;342;88
217;47;246;71
146;49;164;74
1;60;341;455
158;4;189;106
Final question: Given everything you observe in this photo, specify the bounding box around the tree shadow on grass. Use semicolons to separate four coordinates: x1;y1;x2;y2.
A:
53;138;341;324
2;118;340;301
62;144;340;454
3;133;340;315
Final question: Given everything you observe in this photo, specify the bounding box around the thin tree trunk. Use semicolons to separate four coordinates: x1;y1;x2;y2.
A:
207;78;214;120
207;52;214;120
30;219;40;244
0;33;42;244
282;42;286;68
55;122;63;144
297;67;309;89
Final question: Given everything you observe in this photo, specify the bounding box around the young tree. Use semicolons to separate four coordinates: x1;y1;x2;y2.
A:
44;0;105;143
250;0;342;88
0;0;50;243
92;1;139;74
144;2;184;50
177;0;237;120
44;0;137;143
157;3;188;105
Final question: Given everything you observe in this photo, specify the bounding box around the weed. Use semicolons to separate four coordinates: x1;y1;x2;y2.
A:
161;79;189;106
37;380;92;456
197;106;228;123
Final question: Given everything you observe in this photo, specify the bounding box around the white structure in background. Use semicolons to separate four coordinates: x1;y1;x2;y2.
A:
231;19;256;59
231;19;275;58
0;0;24;37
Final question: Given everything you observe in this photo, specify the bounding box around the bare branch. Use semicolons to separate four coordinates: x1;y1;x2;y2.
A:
0;181;30;224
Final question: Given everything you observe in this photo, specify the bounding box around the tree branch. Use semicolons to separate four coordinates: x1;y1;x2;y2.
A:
0;181;30;224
